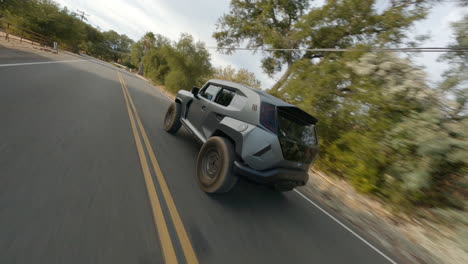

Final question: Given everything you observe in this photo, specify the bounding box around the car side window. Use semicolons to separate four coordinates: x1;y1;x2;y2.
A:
200;84;221;101
215;89;236;107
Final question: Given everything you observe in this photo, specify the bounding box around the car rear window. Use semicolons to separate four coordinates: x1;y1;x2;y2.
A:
278;110;317;147
215;89;235;106
277;109;317;163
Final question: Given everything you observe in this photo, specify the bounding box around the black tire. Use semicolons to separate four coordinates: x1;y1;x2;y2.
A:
163;102;181;134
196;137;238;193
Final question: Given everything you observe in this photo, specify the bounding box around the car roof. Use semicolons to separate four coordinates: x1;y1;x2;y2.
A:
208;79;291;107
208;79;318;124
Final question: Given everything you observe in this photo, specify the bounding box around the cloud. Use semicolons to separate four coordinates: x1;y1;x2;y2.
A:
55;0;463;89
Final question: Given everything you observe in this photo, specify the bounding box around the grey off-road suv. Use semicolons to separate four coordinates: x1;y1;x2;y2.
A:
163;79;319;193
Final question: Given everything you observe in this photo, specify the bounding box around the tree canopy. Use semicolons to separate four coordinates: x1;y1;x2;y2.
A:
130;33;213;93
214;0;431;92
163;34;213;93
385;14;467;208
211;65;261;89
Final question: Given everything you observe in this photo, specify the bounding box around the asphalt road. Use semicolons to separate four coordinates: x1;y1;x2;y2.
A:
0;46;399;264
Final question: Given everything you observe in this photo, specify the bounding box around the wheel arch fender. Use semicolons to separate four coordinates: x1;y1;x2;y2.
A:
175;95;193;118
211;119;246;158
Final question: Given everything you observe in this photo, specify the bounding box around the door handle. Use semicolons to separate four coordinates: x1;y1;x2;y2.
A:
201;105;207;111
215;114;224;121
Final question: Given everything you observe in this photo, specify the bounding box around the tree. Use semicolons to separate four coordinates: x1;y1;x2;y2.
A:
130;41;144;67
79;24;104;56
438;14;467;96
142;45;171;84
384;14;467;208
212;65;261;89
214;0;435;199
213;0;310;91
130;32;212;91
283;51;434;193
101;30;134;61
164;33;213;93
385;108;467;208
132;33;172;71
135;34;172;82
214;0;431;92
138;32;156;75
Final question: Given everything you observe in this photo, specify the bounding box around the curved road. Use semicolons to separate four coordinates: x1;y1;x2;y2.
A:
0;47;399;264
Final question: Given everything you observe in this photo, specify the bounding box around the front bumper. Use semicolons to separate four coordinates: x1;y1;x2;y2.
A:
233;161;309;189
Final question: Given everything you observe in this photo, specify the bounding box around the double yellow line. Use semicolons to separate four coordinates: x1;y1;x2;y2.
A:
117;71;198;264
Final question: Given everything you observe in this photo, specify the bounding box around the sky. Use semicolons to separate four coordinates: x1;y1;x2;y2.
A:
55;0;466;89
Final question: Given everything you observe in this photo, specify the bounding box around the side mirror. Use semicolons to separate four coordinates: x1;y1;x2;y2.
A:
192;86;200;98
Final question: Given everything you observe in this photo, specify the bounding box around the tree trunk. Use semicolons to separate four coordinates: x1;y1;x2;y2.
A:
270;65;292;94
137;60;144;75
138;46;149;75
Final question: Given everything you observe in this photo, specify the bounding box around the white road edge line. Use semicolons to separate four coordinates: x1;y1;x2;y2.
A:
0;59;86;67
294;189;398;264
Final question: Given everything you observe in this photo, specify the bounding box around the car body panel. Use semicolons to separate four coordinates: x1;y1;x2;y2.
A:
187;95;209;139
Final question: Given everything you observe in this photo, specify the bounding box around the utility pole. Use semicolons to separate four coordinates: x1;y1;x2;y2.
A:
76;10;88;22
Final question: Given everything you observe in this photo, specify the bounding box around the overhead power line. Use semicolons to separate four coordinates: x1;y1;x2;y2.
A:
208;47;468;53
95;46;466;58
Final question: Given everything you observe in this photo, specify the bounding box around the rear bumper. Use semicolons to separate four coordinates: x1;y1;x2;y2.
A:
233;161;308;188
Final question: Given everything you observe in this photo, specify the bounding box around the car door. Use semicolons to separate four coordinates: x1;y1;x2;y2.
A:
202;88;237;138
186;84;221;140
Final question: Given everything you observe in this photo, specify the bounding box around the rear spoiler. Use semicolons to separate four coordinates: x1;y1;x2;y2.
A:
277;106;318;125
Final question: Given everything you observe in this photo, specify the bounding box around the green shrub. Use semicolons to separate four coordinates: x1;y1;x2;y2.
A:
165;70;191;93
143;47;170;85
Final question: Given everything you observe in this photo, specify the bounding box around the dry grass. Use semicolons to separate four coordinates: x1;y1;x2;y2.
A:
0;32;77;61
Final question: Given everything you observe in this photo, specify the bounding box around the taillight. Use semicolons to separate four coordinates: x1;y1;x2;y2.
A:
260;102;277;133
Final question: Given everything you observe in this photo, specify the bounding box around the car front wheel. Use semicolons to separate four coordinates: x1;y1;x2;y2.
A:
163;102;181;134
196;137;238;193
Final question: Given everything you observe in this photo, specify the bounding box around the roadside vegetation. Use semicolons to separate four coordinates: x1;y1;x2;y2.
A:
2;0;466;213
0;0;134;63
211;65;261;89
131;32;214;93
129;33;263;93
214;0;467;212
0;0;259;93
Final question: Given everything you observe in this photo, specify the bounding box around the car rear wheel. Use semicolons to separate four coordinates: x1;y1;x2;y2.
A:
163;102;181;134
196;137;238;193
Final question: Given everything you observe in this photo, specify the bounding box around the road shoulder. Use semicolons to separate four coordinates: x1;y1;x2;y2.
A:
299;169;467;264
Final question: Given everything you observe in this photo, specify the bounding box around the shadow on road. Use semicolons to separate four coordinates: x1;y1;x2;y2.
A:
167;119;290;211
0;45;50;63
209;180;288;209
